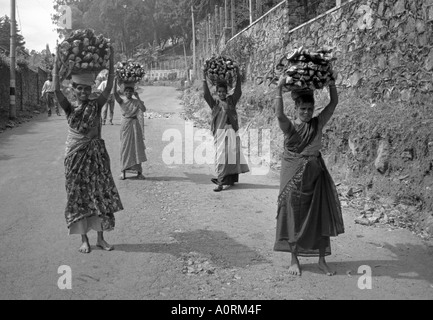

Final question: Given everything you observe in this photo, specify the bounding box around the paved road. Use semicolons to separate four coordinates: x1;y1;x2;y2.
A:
1;86;433;300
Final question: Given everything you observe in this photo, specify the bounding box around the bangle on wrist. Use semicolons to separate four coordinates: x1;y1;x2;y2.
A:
276;96;282;99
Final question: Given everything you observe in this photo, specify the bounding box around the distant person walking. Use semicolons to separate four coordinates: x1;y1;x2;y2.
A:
202;66;249;192
98;75;116;125
273;75;344;277
114;79;147;180
41;73;60;117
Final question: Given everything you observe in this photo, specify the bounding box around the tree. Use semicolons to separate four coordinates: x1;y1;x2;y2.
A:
49;0;237;61
28;45;55;71
133;41;163;68
52;0;172;58
0;15;26;54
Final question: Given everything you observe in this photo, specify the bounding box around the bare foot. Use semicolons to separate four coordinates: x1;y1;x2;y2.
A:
79;241;91;254
96;239;114;251
318;259;336;276
119;172;126;180
288;256;302;276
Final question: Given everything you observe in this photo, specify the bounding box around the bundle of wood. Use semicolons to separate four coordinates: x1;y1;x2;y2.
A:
115;61;145;83
204;56;238;87
58;29;112;80
267;47;337;92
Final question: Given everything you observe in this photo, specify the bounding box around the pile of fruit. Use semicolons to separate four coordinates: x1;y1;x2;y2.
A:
204;56;238;87
267;47;337;91
115;61;145;83
57;29;112;80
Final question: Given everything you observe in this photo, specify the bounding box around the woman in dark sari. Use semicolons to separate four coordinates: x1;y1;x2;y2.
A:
274;76;344;276
53;48;123;254
202;67;250;192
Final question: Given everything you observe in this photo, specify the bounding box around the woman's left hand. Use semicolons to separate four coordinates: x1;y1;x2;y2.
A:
278;74;286;88
330;70;338;86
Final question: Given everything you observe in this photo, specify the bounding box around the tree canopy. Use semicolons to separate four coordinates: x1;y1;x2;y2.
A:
0;15;26;54
50;0;279;60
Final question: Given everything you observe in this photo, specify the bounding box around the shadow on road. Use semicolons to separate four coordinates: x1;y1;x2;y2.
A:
115;229;270;268
228;183;279;191
0;154;14;161
302;242;433;283
183;173;215;185
144;173;217;185
0;115;59;163
181;173;280;189
144;176;191;182
0;116;51;139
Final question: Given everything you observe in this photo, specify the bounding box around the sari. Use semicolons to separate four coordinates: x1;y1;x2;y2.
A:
120;99;147;173
204;85;250;186
64;99;123;233
211;98;250;185
274;114;344;257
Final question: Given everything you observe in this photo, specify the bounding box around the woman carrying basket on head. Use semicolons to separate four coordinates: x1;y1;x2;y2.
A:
273;74;345;277
202;63;250;192
113;79;147;181
53;45;123;254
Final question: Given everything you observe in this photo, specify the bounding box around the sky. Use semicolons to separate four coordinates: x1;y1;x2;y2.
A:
0;0;60;52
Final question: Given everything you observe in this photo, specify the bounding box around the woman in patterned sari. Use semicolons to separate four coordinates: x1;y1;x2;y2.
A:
203;66;250;192
273;76;344;276
53;48;123;254
114;80;147;180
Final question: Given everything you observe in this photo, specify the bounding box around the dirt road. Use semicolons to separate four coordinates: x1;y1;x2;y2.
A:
0;86;432;301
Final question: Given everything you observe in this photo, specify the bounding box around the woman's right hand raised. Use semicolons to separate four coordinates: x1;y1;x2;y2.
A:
277;75;286;89
53;50;60;74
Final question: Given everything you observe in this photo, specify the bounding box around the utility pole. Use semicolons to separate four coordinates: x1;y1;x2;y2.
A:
215;5;219;38
208;13;211;53
231;0;235;37
257;0;262;16
191;5;196;80
249;0;253;25
9;0;16;120
219;6;223;36
182;39;188;81
225;0;228;29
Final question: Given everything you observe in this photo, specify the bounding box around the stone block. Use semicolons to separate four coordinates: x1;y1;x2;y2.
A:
375;139;391;174
394;0;406;15
415;19;426;33
425;49;433;71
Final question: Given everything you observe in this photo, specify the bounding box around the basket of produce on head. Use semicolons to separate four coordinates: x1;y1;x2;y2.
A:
57;29;112;81
267;47;337;92
205;56;238;87
115;61;145;84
